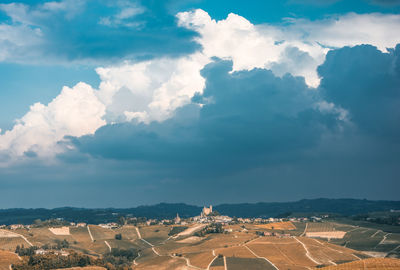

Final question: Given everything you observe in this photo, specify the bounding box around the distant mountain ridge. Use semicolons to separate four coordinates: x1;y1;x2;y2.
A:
0;199;399;225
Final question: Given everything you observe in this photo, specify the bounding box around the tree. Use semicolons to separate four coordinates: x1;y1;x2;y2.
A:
117;216;126;226
115;233;122;240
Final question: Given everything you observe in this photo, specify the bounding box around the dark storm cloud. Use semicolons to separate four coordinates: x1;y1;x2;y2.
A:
73;44;400;180
319;44;400;142
74;59;339;173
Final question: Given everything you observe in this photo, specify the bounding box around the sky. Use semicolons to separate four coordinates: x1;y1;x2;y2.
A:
0;0;399;208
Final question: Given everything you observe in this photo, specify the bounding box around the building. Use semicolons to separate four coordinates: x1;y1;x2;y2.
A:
10;224;24;230
175;213;181;224
201;205;213;217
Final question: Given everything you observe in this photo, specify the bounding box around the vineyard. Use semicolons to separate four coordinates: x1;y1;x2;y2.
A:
0;237;28;251
320;258;400;269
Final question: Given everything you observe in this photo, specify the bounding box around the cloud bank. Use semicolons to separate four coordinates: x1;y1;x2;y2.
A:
0;8;399;173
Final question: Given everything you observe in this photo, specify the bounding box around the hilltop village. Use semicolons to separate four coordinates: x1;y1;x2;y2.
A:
1;205;323;232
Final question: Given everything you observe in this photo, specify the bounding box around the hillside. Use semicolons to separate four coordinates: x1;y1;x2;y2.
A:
1;199;400;225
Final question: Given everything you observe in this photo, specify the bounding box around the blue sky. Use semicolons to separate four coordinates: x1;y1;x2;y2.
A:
0;0;399;207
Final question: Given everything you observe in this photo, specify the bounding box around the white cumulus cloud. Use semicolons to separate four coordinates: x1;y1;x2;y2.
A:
0;83;106;162
177;9;400;87
96;53;209;123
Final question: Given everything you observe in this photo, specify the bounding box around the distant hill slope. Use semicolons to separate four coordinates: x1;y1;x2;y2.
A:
0;199;399;225
214;198;400;218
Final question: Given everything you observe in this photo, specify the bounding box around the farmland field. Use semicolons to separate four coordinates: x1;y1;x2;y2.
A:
304;222;348;239
226;257;277;270
306;222;338;232
106;239;139;250
49;226;70;235
70;227;92;243
329;227;400;254
306;231;346;239
185;251;215;268
255;221;296;230
134;255;190;270
87;225;115;241
246;236;364;270
25;227;75;246
0;237;29;251
1;221;400;269
320;257;400;269
0;230;19;238
0;250;19;270
54;267;106;270
215;246;256;258
138;225;170;245
114;225;139;240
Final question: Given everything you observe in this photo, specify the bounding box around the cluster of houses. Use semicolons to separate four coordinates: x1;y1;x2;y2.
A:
0;222;88;230
0;224;30;230
98;222;119;229
0;205;331;232
35;249;69;256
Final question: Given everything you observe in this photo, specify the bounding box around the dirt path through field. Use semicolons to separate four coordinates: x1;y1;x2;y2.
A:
378;233;391;245
206;250;217;270
151;247;160;256
300;223;308;237
176;224;207;237
223;256;227;270
244;245;279;270
134;226;155;247
388;244;400;254
135;227;142;239
169;254;204;270
19;235;33;247
87;226;94;242
0;230;34;247
370;230;382;238
104;241;111;252
133;251;141;266
294;237;320;265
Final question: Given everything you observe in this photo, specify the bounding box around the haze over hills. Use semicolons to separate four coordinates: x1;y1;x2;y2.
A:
1;198;399;225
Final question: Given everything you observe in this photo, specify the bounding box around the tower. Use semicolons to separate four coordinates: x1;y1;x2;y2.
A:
175;213;181;224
